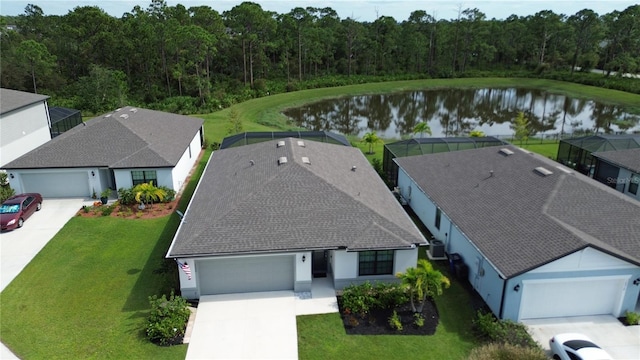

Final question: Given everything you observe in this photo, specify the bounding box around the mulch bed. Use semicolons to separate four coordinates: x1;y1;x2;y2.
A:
76;200;178;219
337;296;439;335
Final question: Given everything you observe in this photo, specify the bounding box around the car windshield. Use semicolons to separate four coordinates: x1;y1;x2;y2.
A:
0;204;20;214
564;339;600;350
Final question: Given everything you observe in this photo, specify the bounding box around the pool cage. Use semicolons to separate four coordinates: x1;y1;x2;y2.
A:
556;135;640;176
49;107;82;138
383;137;507;186
220;131;350;149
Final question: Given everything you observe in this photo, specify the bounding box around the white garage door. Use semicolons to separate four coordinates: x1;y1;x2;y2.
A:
21;172;90;198
519;277;626;320
198;256;294;295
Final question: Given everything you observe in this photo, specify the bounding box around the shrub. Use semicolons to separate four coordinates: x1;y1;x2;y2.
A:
388;310;403;331
414;313;425;327
82;205;90;213
473;310;537;347
624;311;640;325
101;205;113;216
118;187;136;205
157;186;176;203
374;282;408;309
146;290;191;346
468;343;547;360
341;282;376;317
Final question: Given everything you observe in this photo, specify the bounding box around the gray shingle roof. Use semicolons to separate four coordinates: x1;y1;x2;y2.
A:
0;88;49;115
167;138;426;257
593;148;640;173
395;146;640;278
3;106;203;169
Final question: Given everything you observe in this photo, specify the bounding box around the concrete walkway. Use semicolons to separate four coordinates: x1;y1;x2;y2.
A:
186;277;338;360
1;197;90;360
523;315;640;360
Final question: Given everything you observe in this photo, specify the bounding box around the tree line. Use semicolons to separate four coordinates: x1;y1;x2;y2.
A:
1;1;638;114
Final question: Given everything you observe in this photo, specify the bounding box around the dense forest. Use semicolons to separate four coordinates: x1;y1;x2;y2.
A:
1;1;639;114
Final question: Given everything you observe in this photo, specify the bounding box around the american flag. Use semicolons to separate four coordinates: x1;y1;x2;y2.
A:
177;260;192;280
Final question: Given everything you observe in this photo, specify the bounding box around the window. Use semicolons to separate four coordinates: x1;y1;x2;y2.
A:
131;170;157;186
435;208;442;230
358;250;394;276
630;175;639;195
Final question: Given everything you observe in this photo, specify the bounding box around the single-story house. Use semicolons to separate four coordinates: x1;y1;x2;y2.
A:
166;137;427;298
2;106;203;198
395;146;640;321
0;88;51;167
593;148;640;202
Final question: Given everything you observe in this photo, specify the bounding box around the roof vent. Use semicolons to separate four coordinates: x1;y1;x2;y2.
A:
277;140;286;148
301;156;310;164
534;166;553;177
297;140;305;147
130;108;138;113
249;160;255;166
119;114;129;119
351;166;357;171
278;156;288;165
104;114;112;118
499;148;514;156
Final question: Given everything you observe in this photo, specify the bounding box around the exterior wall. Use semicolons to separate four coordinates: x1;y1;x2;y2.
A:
0;101;51;166
170;130;202;191
332;248;419;290
113;168;173;190
178;252;312;299
501;248;640;321
618;168;640;201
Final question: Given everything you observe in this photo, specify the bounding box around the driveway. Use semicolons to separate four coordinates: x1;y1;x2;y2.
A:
1;197;88;360
523;315;640;360
187;291;298;360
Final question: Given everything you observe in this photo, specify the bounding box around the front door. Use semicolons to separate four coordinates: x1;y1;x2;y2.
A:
312;250;328;278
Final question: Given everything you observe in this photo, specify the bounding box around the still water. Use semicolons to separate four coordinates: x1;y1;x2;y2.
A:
283;88;640;138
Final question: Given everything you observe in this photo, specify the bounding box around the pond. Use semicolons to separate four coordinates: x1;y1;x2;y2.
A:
283;88;640;138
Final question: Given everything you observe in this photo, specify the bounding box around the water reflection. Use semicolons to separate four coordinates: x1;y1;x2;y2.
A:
283;88;639;138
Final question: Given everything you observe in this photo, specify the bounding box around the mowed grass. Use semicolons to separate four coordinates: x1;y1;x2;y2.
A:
0;151;210;359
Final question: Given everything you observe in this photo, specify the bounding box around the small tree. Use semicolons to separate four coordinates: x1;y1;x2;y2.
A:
0;172;16;202
510;112;530;143
133;182;167;209
469;130;485;137
227;107;243;135
397;259;450;313
362;131;382;154
146;290;191;346
413;122;432;138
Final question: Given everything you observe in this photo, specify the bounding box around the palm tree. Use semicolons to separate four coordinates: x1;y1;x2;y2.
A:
133;182;167;210
361;131;382;154
397;259;450;313
413;121;432;138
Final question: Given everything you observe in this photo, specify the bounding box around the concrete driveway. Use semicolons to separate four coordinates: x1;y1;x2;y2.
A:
1;197;88;360
523;315;640;360
187;291;298;360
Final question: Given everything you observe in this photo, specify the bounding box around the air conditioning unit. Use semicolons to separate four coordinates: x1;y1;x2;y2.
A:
429;240;445;258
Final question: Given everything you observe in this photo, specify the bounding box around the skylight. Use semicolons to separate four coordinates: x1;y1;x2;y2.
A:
499;148;514;156
297;140;305;147
301;156;310;164
534;166;553;177
277;140;285;148
278;156;288;165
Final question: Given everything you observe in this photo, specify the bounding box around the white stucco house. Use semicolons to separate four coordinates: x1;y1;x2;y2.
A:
395;145;640;322
593;148;640;202
0;88;51;167
166;137;427;298
2;106;203;198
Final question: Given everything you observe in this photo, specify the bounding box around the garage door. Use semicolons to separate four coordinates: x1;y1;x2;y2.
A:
519;277;626;320
198;256;294;295
21;172;90;198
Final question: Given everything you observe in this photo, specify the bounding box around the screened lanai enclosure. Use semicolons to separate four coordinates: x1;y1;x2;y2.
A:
219;131;350;149
383;137;507;185
48;107;82;138
556;135;640;176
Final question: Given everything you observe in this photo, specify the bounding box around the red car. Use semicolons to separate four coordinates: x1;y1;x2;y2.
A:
0;193;43;231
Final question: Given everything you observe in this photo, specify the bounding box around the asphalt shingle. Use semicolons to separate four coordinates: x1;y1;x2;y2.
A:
593;148;640;174
0;88;49;115
3;106;203;169
395;146;640;278
168;138;427;257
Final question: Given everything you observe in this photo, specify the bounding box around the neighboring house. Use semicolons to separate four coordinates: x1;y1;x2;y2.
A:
395;146;640;322
166;137;427;298
556;134;640;176
0;88;51;167
593;148;640;202
2;106;203;198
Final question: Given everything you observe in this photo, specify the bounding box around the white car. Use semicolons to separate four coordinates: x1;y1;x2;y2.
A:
549;333;613;360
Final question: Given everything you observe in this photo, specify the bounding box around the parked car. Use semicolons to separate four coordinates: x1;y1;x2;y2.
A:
549;333;613;360
0;193;43;231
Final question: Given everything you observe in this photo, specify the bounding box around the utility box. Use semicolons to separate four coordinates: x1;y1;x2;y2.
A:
429;240;445;258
